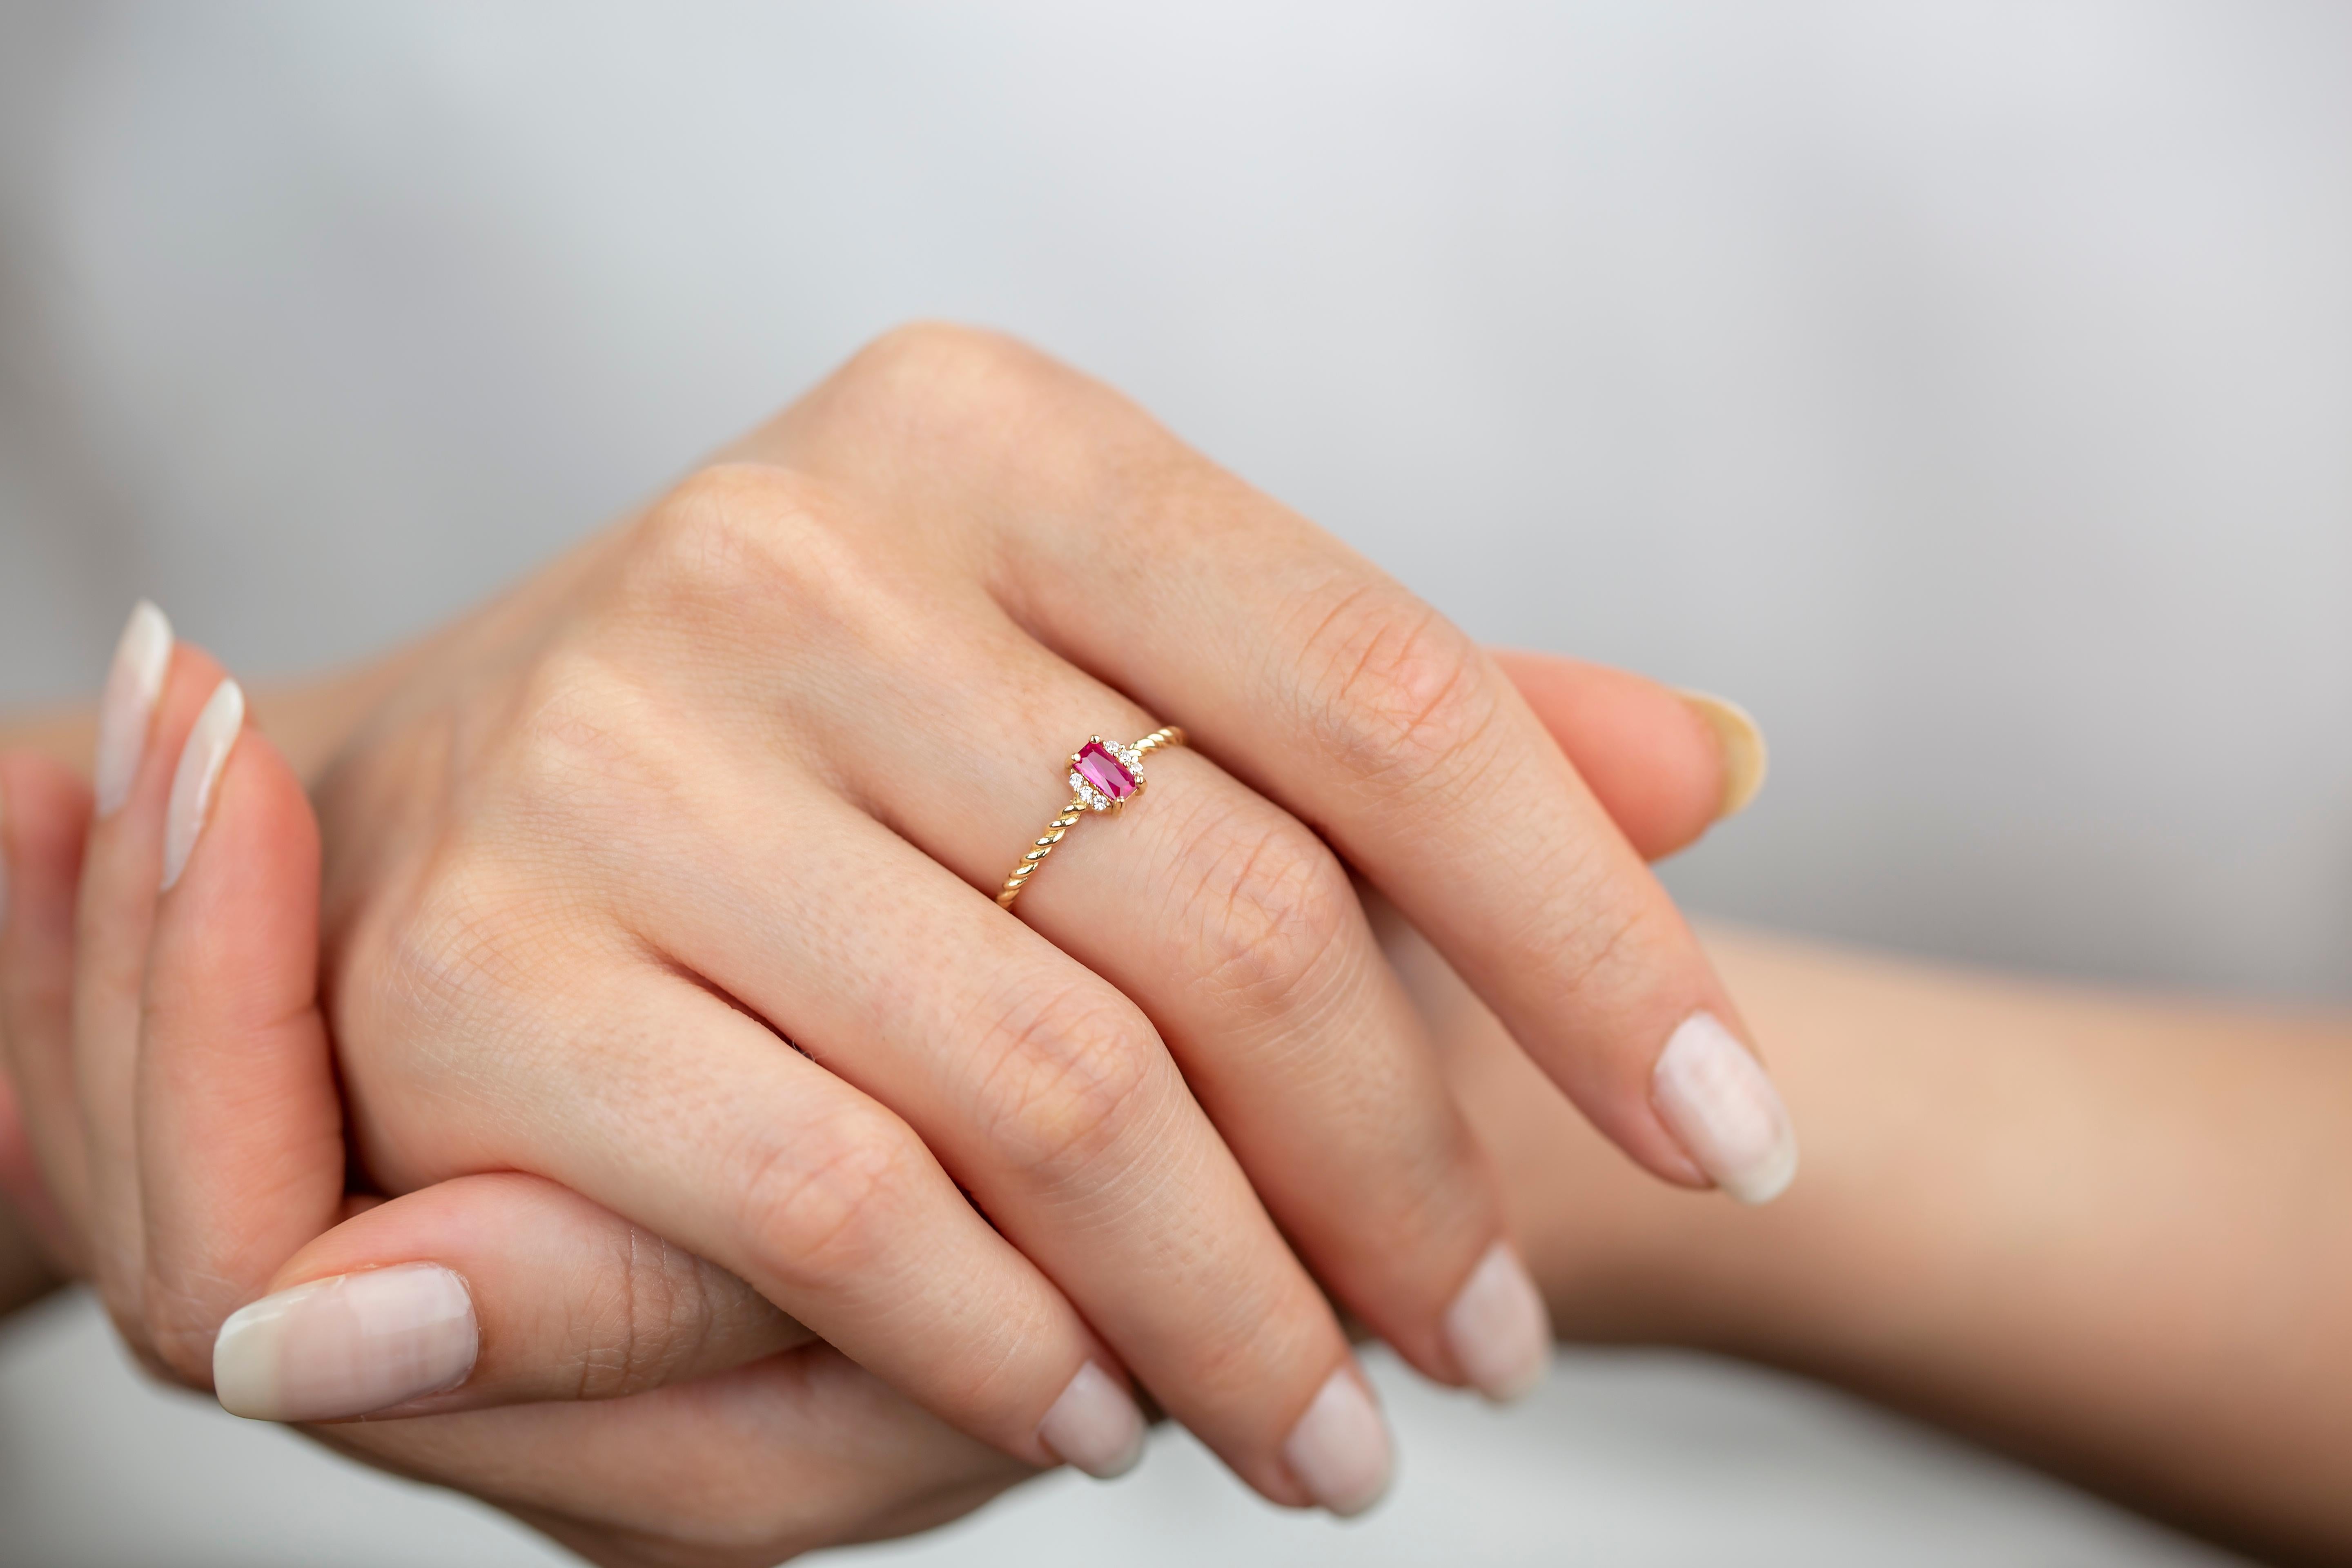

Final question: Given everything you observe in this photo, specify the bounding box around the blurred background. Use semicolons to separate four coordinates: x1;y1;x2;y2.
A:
0;2;2344;1563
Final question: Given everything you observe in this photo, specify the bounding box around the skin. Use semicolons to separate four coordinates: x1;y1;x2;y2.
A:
4;326;1786;1510
1401;919;2352;1568
4;639;2352;1568
0;640;1733;1566
9;686;2351;1568
5;325;2335;1561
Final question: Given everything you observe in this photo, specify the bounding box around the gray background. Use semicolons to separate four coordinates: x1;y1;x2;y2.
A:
1;1;2343;1562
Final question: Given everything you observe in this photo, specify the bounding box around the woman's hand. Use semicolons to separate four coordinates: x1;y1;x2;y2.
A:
0;633;1745;1563
287;324;1788;1512
0;650;1032;1568
18;323;1791;1515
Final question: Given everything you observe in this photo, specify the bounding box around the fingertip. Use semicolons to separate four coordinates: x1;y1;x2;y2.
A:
214;1261;479;1423
1651;1011;1798;1205
160;679;245;893
1676;689;1769;821
162;695;318;911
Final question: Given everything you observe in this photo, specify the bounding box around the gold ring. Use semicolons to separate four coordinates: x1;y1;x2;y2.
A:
996;727;1186;911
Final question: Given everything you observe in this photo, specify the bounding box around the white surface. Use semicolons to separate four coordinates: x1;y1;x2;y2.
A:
0;2;2343;1561
0;1290;2241;1568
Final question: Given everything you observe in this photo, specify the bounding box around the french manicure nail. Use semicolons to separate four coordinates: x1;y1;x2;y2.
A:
1282;1363;1392;1518
1037;1361;1148;1480
161;679;244;892
1443;1241;1552;1403
94;600;174;817
213;1263;479;1423
1653;1011;1799;1204
1677;689;1768;819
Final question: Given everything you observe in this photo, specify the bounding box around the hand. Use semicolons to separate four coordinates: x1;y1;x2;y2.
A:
38;324;1794;1515
0;648;1028;1568
0;635;1744;1563
307;325;1791;1512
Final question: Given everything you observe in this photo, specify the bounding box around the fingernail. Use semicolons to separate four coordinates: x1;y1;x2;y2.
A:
213;1263;479;1422
94;600;174;817
1443;1241;1552;1402
161;679;244;892
1282;1363;1392;1518
1653;1011;1799;1204
1037;1361;1148;1480
1677;689;1768;819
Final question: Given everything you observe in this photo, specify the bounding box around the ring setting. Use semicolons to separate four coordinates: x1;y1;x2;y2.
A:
997;726;1185;909
1069;737;1149;811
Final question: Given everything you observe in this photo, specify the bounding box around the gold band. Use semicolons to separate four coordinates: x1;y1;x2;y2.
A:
996;726;1185;911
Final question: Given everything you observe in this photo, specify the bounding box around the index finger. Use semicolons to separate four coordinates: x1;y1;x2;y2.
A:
1061;539;1787;1199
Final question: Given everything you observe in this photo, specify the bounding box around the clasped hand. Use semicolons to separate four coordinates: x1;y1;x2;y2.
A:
0;325;1788;1562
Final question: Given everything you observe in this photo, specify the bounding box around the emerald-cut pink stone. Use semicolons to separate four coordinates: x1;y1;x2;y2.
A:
1075;740;1137;801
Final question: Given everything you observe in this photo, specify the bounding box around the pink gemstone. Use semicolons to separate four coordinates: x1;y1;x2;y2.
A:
1074;740;1137;801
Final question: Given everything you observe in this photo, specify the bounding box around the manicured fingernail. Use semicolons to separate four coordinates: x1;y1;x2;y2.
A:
1443;1241;1552;1402
1653;1011;1798;1204
161;679;244;892
94;600;174;817
1282;1363;1392;1517
1037;1361;1148;1480
213;1263;478;1422
1677;689;1768;819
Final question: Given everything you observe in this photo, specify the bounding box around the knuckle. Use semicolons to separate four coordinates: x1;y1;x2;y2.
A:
965;983;1162;1183
732;1111;922;1285
626;461;918;653
1289;581;1505;799
628;461;846;607
821;323;1127;497
571;1227;719;1401
503;646;664;807
1171;797;1359;1024
138;1291;218;1390
841;321;1040;403
346;861;581;1082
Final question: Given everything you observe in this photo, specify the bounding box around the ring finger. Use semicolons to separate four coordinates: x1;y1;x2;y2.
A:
810;597;1553;1405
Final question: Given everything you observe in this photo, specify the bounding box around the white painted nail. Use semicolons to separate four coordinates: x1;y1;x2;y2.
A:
1282;1363;1392;1518
94;600;174;817
1443;1241;1552;1403
213;1263;478;1423
1653;1011;1799;1204
1037;1361;1148;1480
161;679;244;891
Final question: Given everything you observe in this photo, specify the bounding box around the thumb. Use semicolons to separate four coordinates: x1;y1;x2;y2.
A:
214;1172;806;1423
1489;649;1766;861
134;675;347;1378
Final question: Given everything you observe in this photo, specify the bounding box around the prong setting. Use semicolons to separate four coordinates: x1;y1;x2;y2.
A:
1069;736;1148;811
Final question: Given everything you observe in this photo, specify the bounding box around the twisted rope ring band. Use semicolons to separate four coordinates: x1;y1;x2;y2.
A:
996;726;1185;911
